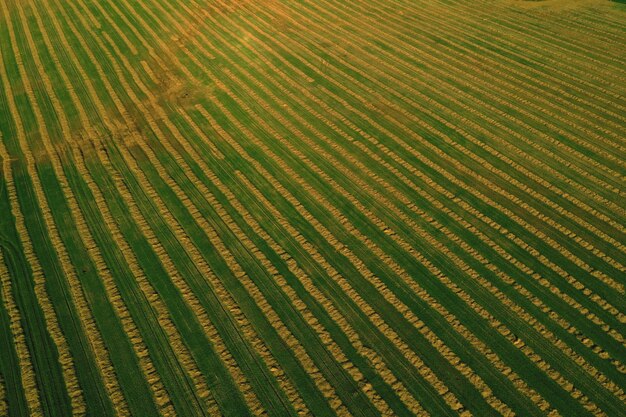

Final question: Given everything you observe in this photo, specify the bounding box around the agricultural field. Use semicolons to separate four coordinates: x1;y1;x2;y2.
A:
0;0;624;415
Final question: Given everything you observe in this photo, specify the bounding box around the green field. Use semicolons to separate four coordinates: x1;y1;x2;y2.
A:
0;0;624;416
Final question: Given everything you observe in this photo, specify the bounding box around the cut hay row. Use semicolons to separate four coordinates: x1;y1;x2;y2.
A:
150;9;478;412
371;0;626;135
25;8;227;407
7;1;183;414
348;2;621;184
245;32;624;324
519;4;626;49
0;245;42;416
212;79;612;415
185;8;620;412
86;0;140;56
36;1;271;414
76;27;314;412
234;2;624;412
209;90;481;413
429;21;626;137
221;52;586;414
206;97;553;416
70;142;221;417
54;185;174;416
38;8;307;409
90;0;616;396
0;5;86;413
423;2;626;103
125;125;353;417
193;107;429;417
247;43;624;270
148;141;386;415
170;169;371;416
22;0;188;410
112;139;309;417
186;8;624;380
75;0;408;412
195;0;620;352
0;376;5;417
92;15;337;415
176;110;224;160
235;168;498;417
563;17;625;47
206;0;624;372
234;0;624;304
388;0;626;94
1;0;624;416
184;0;620;270
453;9;626;80
177;5;620;412
330;114;624;374
16;3;143;415
233;71;625;401
96;8;464;412
292;96;624;343
224;179;415;417
205;3;624;342
440;0;626;73
226;46;622;376
67;26;308;403
187;106;428;416
85;135;264;416
0;134;75;417
139;60;160;86
301;0;626;167
102;0;200;88
308;0;626;198
568;9;626;43
40;33;260;408
265;0;626;253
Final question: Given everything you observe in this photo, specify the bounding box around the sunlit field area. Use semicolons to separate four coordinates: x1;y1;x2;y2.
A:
0;0;624;416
